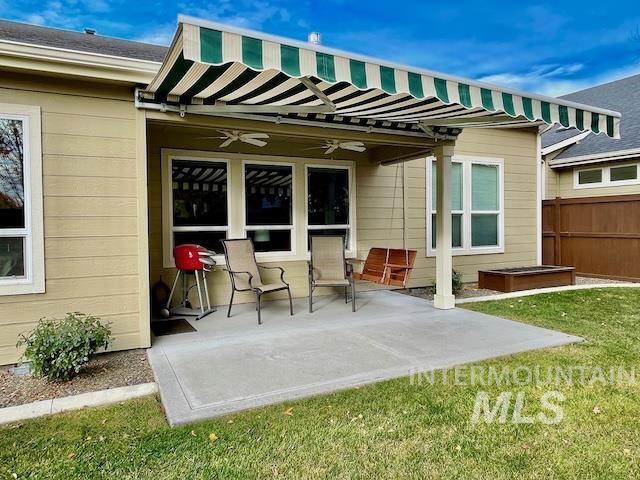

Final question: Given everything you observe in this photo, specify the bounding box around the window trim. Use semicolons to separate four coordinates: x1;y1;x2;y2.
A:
161;153;231;268
241;159;297;257
574;162;640;189
0;104;44;295
161;149;357;264
426;155;504;257
304;162;357;256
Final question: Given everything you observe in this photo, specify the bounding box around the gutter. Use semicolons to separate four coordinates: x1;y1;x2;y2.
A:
0;39;160;84
548;147;640;169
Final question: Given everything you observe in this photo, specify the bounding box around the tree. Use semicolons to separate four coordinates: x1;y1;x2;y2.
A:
0;118;24;209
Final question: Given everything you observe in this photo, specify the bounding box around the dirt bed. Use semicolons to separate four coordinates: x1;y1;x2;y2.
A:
0;349;154;408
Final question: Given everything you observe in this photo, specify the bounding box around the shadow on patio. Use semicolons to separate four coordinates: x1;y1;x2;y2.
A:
148;290;580;426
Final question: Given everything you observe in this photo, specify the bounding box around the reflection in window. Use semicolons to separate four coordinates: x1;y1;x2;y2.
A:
307;167;351;251
577;169;602;185
307;228;349;251
172;160;227;226
471;164;499;247
429;158;503;252
610;165;637;182
0;117;26;279
170;159;228;254
431;162;463;248
245;164;293;252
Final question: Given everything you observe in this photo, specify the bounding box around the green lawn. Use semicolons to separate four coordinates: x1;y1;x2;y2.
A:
2;288;639;479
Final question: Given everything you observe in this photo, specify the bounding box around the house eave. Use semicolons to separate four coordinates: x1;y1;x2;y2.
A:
0;39;160;84
548;147;640;168
541;130;591;156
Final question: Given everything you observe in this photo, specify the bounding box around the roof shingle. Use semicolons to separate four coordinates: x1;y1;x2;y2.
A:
0;19;168;63
544;74;640;159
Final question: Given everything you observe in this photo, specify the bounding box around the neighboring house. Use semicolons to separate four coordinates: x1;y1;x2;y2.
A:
542;74;640;280
0;16;618;364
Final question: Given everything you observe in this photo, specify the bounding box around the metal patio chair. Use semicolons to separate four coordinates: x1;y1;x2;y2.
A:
308;235;355;313
221;238;293;325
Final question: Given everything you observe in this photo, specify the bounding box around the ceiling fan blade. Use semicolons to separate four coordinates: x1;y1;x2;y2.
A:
341;144;366;152
242;138;268;147
219;138;235;148
325;145;338;154
241;133;269;140
195;136;227;140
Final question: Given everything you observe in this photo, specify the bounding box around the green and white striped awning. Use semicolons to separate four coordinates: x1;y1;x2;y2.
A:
140;16;621;138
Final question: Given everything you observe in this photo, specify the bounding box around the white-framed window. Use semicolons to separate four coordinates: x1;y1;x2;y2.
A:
162;154;230;267
305;164;356;254
427;155;504;256
574;162;640;189
161;150;357;263
242;161;295;255
0;104;44;295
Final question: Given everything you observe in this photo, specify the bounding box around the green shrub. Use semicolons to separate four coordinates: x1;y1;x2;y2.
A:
433;269;464;295
17;313;111;381
452;269;463;295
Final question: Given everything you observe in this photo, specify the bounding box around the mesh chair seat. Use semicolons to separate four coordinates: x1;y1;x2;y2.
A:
308;235;355;313
258;282;289;292
222;238;293;325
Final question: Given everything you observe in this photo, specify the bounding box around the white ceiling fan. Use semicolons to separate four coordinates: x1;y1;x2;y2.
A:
198;129;270;148
305;139;366;155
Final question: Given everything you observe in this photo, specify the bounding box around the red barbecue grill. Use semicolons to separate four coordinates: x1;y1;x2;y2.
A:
163;244;216;320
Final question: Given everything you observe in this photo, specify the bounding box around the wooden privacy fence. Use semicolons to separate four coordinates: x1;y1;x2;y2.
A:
542;194;640;281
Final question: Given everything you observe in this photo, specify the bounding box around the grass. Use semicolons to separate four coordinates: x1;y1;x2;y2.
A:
1;288;639;479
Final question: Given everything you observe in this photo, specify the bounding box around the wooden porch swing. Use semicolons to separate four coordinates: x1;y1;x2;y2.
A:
352;161;417;288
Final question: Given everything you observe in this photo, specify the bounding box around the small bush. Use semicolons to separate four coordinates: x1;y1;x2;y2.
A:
433;269;464;295
17;313;111;381
452;269;463;295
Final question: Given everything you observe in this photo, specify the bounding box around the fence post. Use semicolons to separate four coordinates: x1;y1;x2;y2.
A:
554;196;561;265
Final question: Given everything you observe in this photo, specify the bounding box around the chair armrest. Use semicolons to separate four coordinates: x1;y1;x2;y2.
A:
257;264;287;283
223;268;258;288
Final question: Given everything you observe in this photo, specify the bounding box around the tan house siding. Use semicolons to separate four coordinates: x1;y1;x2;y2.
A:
0;72;148;365
549;160;640;199
147;125;538;307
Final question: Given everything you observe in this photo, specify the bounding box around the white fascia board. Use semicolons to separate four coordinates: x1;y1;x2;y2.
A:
548;147;640;169
0;39;161;83
541;130;591;156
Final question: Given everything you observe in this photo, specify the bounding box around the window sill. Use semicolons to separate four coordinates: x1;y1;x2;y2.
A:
0;279;45;296
426;246;504;258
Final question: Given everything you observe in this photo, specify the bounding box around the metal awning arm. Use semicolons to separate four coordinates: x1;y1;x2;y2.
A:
299;77;337;110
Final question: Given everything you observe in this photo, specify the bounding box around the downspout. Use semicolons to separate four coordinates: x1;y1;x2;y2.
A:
536;126;543;265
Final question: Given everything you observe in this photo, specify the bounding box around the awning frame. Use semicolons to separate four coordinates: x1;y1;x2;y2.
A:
139;15;622;139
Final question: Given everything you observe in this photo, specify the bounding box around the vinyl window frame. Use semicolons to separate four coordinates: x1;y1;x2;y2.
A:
161;153;231;268
426;155;504;257
0;104;44;296
574;162;640;189
304;162;357;256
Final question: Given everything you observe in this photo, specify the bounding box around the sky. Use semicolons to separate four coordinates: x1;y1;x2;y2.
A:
2;0;640;97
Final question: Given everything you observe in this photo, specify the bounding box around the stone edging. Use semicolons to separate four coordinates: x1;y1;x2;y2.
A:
456;283;639;304
0;382;158;425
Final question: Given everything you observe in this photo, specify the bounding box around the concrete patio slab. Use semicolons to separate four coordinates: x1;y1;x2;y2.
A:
148;290;581;426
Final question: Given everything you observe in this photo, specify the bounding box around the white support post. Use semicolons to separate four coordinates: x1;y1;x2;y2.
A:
433;142;456;309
